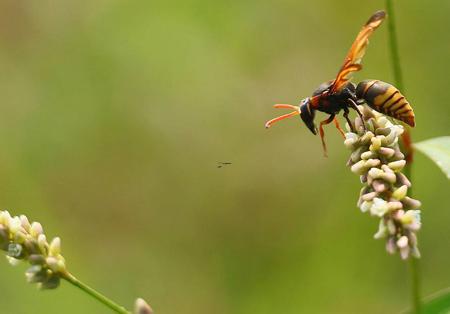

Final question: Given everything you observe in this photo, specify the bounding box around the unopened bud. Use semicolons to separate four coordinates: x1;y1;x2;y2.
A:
392;185;408;200
388;160;406;172
135;298;154;314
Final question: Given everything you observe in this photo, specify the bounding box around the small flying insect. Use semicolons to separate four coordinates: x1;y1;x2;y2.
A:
265;10;415;156
217;162;232;168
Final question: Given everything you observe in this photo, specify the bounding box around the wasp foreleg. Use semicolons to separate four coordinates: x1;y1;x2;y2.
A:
319;114;336;157
333;117;345;139
343;107;355;133
347;98;367;132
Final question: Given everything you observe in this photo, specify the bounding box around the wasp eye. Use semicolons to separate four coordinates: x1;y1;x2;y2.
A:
299;98;309;106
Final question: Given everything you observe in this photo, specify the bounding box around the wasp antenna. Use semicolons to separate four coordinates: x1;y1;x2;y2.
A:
273;104;299;110
264;110;299;129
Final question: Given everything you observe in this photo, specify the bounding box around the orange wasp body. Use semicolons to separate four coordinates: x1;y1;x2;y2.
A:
265;10;415;156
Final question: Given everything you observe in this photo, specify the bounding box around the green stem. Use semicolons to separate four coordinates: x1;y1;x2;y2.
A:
385;0;404;92
410;257;421;313
385;1;420;313
62;272;131;314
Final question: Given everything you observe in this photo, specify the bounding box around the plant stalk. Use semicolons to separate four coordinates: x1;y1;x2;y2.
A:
385;1;420;313
62;272;131;314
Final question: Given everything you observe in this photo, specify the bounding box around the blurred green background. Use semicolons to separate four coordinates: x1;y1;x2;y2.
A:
0;0;448;313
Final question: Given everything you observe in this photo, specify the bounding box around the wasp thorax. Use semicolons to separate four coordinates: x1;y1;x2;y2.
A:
312;80;333;96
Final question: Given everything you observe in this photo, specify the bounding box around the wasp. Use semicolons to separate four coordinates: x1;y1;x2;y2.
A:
265;10;415;156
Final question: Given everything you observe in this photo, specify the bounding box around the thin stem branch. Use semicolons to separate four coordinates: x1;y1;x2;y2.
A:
410;257;421;313
385;0;404;92
62;272;131;314
385;1;420;313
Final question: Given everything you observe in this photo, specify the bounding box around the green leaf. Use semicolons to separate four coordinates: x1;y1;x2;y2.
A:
415;136;450;180
422;287;450;314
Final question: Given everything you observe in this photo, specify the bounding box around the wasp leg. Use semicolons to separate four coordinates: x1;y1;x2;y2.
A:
348;98;367;132
343;107;355;133
333;117;345;138
319;114;335;157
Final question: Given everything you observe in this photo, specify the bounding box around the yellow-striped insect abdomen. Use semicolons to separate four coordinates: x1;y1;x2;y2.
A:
356;80;415;127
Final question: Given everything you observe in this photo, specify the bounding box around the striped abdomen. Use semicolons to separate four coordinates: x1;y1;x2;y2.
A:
356;80;415;127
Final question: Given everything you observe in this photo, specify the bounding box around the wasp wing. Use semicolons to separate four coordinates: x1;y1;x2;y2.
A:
330;10;386;94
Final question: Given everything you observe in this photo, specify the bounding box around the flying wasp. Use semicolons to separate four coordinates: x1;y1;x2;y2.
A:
265;10;415;156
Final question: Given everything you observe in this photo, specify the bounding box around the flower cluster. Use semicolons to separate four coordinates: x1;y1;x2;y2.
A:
344;106;421;259
0;210;66;289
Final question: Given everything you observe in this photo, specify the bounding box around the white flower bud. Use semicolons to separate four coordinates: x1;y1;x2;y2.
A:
392;185;408;200
344;138;356;148
381;165;394;174
386;237;396;254
368;168;384;179
387;201;403;211
399;245;410;260
370;198;389;217
135;298;154;314
45;256;66;273
378;147;395;158
375;127;391;136
396;236;408;249
396;173;411;187
372;180;388;193
362;192;377;202
381;172;397;184
377;116;389;127
400;210;421;231
361;151;376;160
360;201;373;213
365;159;381;168
388;160;406;172
393;150;405;160
20;215;31;232
49;237;61;257
384;127;399;145
402;197;421;210
360;131;374;144
0;211;12;226
344;133;358;148
6;256;21;266
387;219;396;235
14;231;27;244
9;217;22;234
46;257;59;272
30;222;44;239
369;136;382;151
351;160;366;174
374;220;387;239
37;234;48;254
350;146;366;162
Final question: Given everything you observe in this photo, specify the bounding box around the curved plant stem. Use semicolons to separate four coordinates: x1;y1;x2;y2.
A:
409;257;421;313
62;272;131;314
385;0;404;92
385;1;420;313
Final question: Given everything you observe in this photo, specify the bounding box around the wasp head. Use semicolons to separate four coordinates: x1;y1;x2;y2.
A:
299;98;317;135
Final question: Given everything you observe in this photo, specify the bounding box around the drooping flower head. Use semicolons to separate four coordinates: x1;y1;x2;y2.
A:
345;106;421;259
